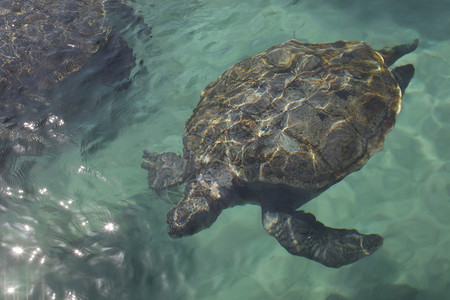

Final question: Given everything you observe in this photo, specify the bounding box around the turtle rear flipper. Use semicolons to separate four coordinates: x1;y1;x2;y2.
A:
391;64;415;95
377;39;418;67
141;151;186;190
261;208;383;268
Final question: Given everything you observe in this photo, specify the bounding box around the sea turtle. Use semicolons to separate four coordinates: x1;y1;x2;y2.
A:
142;39;418;268
0;0;150;170
0;0;150;100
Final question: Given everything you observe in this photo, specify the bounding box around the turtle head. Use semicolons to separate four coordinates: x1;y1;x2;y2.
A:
167;166;234;238
167;196;221;238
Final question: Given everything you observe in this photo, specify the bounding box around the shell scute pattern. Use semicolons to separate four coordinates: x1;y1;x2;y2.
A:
143;39;418;268
184;40;401;190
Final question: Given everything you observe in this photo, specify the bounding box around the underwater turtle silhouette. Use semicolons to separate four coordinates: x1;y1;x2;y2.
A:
0;0;150;155
142;39;418;268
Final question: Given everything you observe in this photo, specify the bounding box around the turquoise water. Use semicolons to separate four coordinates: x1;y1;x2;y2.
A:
1;0;449;299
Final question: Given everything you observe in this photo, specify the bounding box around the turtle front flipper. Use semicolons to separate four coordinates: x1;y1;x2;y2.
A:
167;165;234;238
141;151;186;190
261;208;383;268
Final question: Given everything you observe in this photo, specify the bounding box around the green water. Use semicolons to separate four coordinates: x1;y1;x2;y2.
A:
1;0;450;299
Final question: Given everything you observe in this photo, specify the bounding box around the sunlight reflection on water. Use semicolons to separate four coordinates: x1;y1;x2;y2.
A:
0;0;449;299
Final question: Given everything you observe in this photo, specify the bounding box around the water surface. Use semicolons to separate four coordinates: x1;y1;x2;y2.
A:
1;0;449;299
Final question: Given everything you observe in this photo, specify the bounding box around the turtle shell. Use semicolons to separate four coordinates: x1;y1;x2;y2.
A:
183;40;401;193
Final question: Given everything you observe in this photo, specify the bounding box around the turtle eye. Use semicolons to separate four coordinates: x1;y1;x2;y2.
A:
172;206;190;225
167;206;195;238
